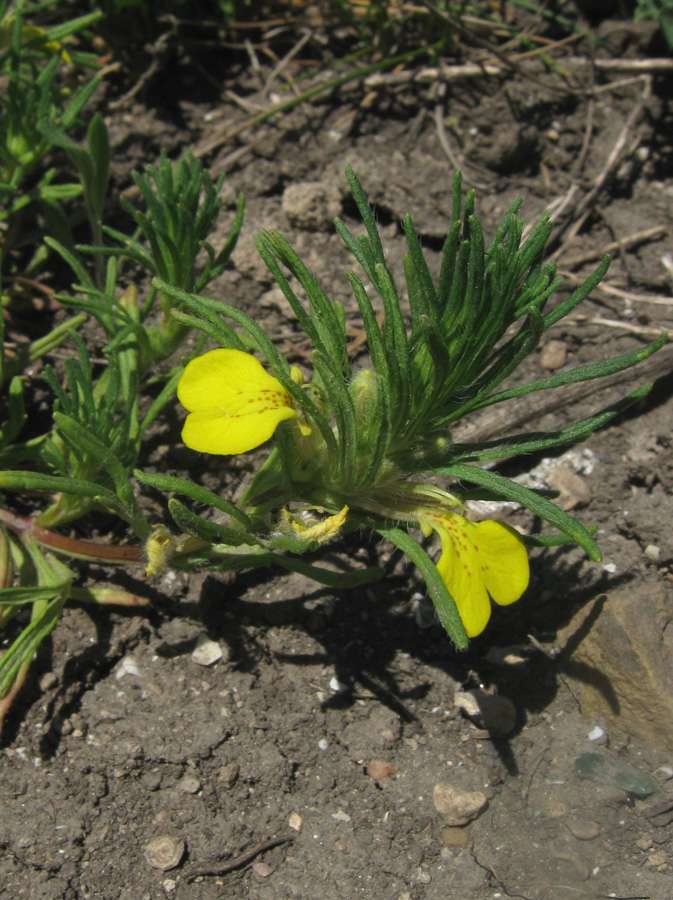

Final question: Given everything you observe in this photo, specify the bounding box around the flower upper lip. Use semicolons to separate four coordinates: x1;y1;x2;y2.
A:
178;348;300;455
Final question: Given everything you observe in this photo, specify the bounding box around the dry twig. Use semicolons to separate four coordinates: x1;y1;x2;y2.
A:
185;835;294;881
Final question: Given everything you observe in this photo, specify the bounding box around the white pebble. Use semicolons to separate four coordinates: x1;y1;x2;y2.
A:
329;676;348;693
644;544;660;561
318;738;329;751
116;656;140;679
191;634;223;667
288;812;303;832
588;726;604;742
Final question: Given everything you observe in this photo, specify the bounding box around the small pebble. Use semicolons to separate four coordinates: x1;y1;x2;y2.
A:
318;738;329;751
39;672;58;691
412;593;436;628
144;836;185;871
587;726;604;742
332;808;351;822
540;339;567;371
648;850;667;867
177;774;201;794
288;812;303;832
433;783;488;826
367;760;398;781
636;837;653;851
252;861;274;877
644;544;660;562
162;879;176;894
191;634;223;667
568;819;600;841
217;762;239;789
116;656;140;679
440;826;473;850
548;466;592;511
329;676;348;693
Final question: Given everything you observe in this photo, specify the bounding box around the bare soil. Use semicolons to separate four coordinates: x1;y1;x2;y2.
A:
2;5;673;899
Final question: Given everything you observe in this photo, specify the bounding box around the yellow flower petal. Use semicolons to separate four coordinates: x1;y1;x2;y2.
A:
178;349;298;455
423;512;529;638
291;505;349;544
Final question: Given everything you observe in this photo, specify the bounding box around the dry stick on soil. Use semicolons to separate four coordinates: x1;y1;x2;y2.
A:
597;282;673;306
433;87;493;190
262;28;312;97
364;62;503;88
184;835;294;881
193;48;433;159
451;342;673;445
562;226;667;269
419;0;575;97
109;16;179;111
573;316;668;338
550;75;652;259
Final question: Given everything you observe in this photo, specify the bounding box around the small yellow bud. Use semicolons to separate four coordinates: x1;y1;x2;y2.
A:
145;526;175;577
290;366;305;386
288;506;349;545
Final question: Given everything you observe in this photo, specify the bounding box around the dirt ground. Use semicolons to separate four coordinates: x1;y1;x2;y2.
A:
2;4;673;899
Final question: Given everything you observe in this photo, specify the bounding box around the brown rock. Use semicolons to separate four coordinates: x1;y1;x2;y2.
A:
548;466;592;511
367;760;398;780
433;783;488;826
540;339;568;371
440;826;473;850
217;762;239;789
557;586;673;751
568;819;600;841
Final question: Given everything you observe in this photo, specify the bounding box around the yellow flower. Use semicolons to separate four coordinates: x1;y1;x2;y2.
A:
285;505;349;544
178;349;307;455
420;511;529;638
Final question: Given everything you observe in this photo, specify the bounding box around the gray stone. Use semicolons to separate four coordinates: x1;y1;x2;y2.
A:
558;585;673;751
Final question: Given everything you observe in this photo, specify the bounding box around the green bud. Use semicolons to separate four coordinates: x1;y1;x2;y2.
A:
349;368;377;423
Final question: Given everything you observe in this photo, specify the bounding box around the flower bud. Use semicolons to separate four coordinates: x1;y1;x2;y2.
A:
349;369;377;422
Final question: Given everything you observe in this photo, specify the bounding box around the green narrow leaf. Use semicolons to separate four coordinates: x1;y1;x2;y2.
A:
0;583;71;606
168;499;255;546
0;595;67;698
440;463;602;561
543;256;611;329
135;470;252;529
450;383;653;463
268;554;384;588
473;332;667;410
87;113;110;220
376;525;468;649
